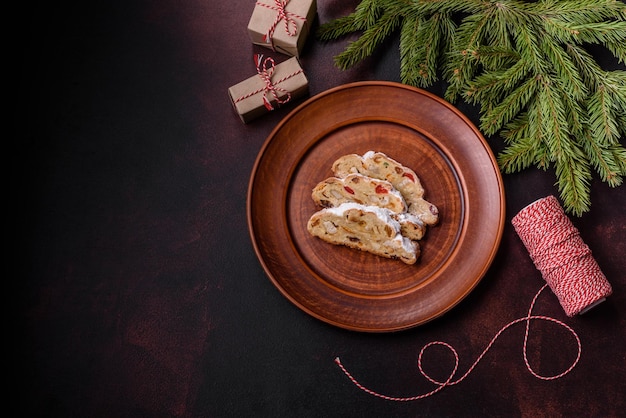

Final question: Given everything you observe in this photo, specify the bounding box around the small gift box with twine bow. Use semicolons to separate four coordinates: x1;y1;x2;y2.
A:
248;0;317;57
228;54;309;123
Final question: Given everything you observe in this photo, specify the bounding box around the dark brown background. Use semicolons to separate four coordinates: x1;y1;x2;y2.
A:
18;1;625;416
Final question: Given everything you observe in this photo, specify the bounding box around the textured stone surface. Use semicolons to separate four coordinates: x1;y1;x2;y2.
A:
18;1;625;416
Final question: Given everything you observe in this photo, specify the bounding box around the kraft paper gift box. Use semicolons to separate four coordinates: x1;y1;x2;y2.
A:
248;0;317;57
228;55;309;123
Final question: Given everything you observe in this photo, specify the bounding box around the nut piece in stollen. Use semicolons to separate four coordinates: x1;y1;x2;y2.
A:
248;0;317;57
228;55;308;124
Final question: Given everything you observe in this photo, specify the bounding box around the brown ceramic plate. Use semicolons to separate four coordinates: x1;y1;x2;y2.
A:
247;81;505;332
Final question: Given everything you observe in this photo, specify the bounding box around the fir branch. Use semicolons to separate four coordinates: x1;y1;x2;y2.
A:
474;46;520;71
399;12;424;86
512;22;547;73
500;110;532;145
421;12;454;82
353;0;384;28
318;0;626;214
498;131;542;173
572;20;626;45
543;18;588;44
538;0;625;23
605;40;626;63
478;74;539;136
333;9;403;70
538;75;574;161
538;73;593;215
499;102;551;171
609;145;626;180
564;43;603;87
603;70;626;100
400;11;456;86
554;150;592;216
410;0;484;15
582;130;626;186
610;144;626;177
560;86;586;136
444;6;498;101
617;99;626;136
540;38;587;99
464;57;530;107
587;83;621;146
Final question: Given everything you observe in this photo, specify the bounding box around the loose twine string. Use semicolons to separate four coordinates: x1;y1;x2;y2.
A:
234;54;304;111
256;0;306;48
335;195;612;401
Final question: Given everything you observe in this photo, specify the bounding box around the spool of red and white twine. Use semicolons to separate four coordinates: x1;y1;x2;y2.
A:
512;195;612;316
335;195;612;401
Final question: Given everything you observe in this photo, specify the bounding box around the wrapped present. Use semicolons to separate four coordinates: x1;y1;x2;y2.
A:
248;0;317;57
228;54;309;123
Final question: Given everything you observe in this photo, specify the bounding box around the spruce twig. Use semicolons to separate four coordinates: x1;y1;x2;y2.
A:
317;0;626;215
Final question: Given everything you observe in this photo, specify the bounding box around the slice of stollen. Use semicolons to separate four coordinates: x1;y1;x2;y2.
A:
332;151;439;226
311;174;426;241
311;173;407;213
307;202;420;265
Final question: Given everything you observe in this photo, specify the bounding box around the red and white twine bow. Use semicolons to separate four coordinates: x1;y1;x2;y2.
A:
255;54;291;110
234;54;303;111
256;0;307;46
